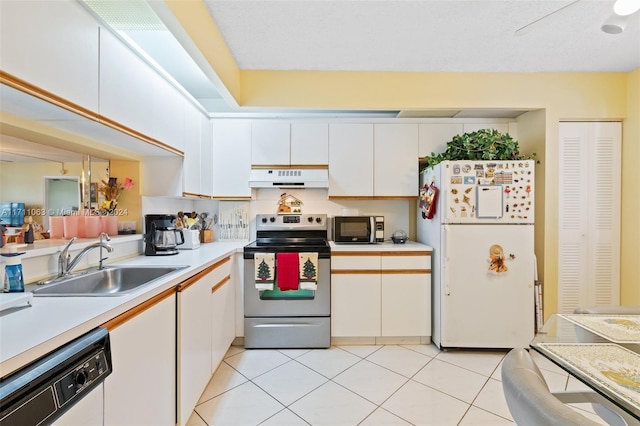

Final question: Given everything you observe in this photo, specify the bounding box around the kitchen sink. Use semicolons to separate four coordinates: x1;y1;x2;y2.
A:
31;265;188;297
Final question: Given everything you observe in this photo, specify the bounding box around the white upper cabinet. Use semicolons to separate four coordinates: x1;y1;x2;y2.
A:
99;29;155;139
0;0;99;112
463;122;509;134
100;28;186;152
200;114;213;197
418;123;463;157
212;119;252;198
291;122;329;165
251;121;329;166
374;124;418;197
328;123;374;198
183;105;203;196
251;121;290;165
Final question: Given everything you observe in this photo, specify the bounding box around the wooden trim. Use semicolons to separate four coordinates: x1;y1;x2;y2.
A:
328;195;417;201
98;115;183;157
331;269;380;274
1;70;98;121
380;269;431;274
251;164;328;169
101;287;175;331
328;196;375;200
380;251;432;256
0;70;184;157
211;196;252;201
211;275;231;294
177;256;231;292
182;192;212;199
331;251;381;256
373;196;417;200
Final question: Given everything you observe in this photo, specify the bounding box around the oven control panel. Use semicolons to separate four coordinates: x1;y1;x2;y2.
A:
256;214;327;231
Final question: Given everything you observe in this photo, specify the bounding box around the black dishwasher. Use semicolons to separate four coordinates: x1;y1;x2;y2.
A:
0;327;112;425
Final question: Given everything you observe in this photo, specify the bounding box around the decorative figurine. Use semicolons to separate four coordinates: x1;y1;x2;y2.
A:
23;216;35;244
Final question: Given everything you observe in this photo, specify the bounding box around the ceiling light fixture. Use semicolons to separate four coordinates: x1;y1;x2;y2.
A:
613;0;640;16
601;13;628;34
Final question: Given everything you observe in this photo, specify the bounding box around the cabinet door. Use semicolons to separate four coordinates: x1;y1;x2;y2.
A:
100;29;155;140
200;114;214;196
381;274;429;336
212;120;252;198
183;105;203;195
418;123;463;157
251;121;290;166
104;294;176;426
0;1;99;112
178;272;215;426
331;274;381;337
328;123;374;197
291;122;329;165
209;256;234;372
374;124;418;197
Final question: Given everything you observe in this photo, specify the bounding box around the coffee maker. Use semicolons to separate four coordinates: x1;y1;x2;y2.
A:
144;214;184;256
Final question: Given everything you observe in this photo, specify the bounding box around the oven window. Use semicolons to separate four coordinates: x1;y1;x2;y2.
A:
260;287;315;300
341;222;369;237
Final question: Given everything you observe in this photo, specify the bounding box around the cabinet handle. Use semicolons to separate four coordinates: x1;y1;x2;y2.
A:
211;275;231;294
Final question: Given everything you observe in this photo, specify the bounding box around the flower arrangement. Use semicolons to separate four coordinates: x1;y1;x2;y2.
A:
98;177;134;213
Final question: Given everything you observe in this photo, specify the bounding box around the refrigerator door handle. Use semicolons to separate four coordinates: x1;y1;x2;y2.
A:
443;225;451;296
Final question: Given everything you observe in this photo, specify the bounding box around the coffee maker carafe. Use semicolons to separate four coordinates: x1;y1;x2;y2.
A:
144;214;184;256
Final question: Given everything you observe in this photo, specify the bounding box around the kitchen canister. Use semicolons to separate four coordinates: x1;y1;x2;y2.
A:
63;216;79;239
49;216;64;239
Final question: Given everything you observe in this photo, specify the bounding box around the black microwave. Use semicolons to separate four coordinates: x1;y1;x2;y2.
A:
333;216;384;244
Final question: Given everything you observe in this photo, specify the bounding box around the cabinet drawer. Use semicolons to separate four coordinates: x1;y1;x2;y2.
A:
381;253;431;271
331;253;380;271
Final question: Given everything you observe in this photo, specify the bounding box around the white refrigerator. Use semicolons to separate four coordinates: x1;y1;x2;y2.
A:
417;160;536;349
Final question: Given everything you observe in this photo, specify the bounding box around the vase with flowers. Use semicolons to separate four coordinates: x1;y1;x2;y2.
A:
98;177;134;215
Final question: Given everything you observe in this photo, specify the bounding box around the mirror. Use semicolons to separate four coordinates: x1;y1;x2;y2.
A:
0;137;109;231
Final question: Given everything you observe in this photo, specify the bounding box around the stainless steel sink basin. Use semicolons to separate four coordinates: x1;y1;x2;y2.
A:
31;266;188;297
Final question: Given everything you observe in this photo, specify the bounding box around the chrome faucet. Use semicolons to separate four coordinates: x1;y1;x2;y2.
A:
57;235;114;277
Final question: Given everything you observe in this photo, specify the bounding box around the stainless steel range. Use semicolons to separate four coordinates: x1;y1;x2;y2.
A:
243;214;330;348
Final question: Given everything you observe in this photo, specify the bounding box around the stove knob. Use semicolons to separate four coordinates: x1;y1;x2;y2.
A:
261;217;268;223
316;217;322;223
269;217;276;223
307;217;314;223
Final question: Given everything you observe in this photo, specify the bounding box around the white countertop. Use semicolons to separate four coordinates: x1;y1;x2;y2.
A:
0;241;246;377
330;241;432;252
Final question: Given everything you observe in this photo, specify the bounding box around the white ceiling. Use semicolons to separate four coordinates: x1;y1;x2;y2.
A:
202;0;640;73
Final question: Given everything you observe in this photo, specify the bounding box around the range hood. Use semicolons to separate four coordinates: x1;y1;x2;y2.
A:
249;168;329;188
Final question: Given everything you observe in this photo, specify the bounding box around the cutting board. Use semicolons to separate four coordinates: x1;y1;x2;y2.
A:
0;292;33;312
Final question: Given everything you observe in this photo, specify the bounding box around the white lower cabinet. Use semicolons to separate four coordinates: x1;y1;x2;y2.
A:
211;258;236;372
177;256;233;426
331;251;431;338
103;292;176;426
331;273;381;337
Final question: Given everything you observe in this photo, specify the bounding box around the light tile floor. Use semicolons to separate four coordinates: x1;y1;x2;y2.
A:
187;344;608;426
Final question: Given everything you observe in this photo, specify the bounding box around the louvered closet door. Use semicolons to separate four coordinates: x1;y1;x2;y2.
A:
558;122;621;313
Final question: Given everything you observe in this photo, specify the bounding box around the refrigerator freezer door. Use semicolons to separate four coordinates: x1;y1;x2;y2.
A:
440;224;535;348
441;160;534;224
